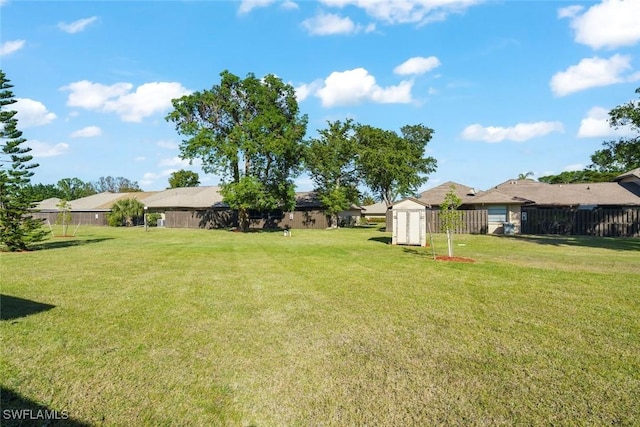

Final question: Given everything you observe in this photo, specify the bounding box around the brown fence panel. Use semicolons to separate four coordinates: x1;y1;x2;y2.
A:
425;209;488;234
521;207;640;237
165;209;330;230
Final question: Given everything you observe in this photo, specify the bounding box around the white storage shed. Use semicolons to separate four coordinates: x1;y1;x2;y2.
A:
391;198;430;246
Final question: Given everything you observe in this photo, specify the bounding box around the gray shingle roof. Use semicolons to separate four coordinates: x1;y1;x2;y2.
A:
361;201;389;215
35;197;62;211
416;181;482;206
143;186;226;209
615;167;640;181
475;179;640;206
38;192;157;211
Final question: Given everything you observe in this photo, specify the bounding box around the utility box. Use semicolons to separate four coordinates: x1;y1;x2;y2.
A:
503;222;515;235
391;198;429;246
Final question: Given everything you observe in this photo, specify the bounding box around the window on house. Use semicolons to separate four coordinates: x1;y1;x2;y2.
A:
488;206;507;223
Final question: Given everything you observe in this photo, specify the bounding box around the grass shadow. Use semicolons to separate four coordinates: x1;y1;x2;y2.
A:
368;236;391;244
1;386;90;426
402;247;432;257
0;295;55;321
510;235;640;252
33;237;113;251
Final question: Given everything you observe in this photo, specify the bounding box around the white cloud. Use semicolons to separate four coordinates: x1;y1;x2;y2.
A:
319;0;482;25
140;169;176;187
562;0;640;49
28;141;69;157
302;12;359;35
158;156;190;167
461;121;565;143
239;0;299;14
70;125;102;138
563;163;584;172
103;82;191;122
282;1;298;10
0;40;25;56
58;16;98;34
577;106;635;138
315;68;413;107
61;80;190;122
157;140;179;150
238;0;273;14
295;79;324;102
550;54;637;97
11;98;56;128
557;5;583;19
62;81;132;109
394;56;441;75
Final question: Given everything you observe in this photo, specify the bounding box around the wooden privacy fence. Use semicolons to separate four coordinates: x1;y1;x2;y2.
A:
386;209;489;234
521;207;640;237
425;209;488;234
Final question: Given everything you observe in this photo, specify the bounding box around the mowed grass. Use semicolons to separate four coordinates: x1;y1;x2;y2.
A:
1;226;639;426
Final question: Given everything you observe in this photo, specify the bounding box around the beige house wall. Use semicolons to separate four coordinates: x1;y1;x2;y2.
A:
487;205;522;234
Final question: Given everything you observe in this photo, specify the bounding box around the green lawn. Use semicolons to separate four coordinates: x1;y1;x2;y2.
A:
1;226;639;426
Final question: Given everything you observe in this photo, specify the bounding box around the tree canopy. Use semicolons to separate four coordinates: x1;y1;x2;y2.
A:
304;119;360;226
0;70;47;251
57;177;96;200
168;170;200;188
538;170;619;184
108;198;145;227
91;176;141;193
590;87;640;173
166;70;308;230
355;123;437;206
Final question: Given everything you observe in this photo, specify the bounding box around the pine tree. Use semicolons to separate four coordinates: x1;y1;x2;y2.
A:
0;70;47;251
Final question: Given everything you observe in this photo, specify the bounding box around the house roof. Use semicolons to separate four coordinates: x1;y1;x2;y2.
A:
475;179;640;207
615;167;640;181
415;181;482;206
35;192;158;211
361;201;389;215
143;186;226;209
471;190;533;205
35;197;62;211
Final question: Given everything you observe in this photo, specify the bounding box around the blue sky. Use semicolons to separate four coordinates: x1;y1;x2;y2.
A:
2;0;639;194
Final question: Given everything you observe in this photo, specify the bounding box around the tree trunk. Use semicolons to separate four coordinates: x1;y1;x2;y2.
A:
238;207;249;232
447;229;454;257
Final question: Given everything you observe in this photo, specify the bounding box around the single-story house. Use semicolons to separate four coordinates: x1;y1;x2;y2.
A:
35;186;363;230
361;201;389;222
389;169;640;237
33;192;157;226
470;172;640;234
144;187;339;229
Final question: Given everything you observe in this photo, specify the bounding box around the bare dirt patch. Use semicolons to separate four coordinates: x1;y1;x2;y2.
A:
435;256;475;263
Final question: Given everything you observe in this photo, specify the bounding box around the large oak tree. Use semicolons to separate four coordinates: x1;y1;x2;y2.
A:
166;71;307;230
590;87;640;173
355;124;437;206
304;119;360;227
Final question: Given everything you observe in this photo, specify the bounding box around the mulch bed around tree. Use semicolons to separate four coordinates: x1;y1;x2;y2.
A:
435;256;475;263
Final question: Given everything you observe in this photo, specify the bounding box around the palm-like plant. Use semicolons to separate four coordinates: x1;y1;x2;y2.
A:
108;198;144;227
517;171;534;180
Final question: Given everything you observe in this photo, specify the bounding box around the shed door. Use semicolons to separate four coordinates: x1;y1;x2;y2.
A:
396;211;408;244
408;211;421;245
